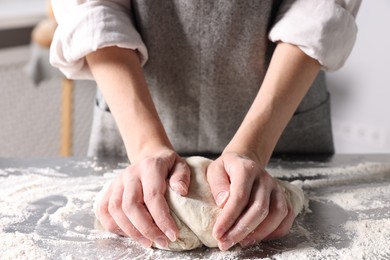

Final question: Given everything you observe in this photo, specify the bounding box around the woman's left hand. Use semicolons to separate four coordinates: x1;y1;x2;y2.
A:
206;152;296;251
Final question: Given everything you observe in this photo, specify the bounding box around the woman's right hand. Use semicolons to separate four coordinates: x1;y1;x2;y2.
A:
95;148;191;248
86;47;191;247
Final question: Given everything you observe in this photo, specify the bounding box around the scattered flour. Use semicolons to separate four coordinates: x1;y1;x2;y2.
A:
0;232;48;260
268;162;390;179
316;185;390;211
344;219;390;259
264;219;390;260
0;161;389;259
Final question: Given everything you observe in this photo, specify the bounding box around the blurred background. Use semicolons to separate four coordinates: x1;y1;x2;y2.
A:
0;0;389;157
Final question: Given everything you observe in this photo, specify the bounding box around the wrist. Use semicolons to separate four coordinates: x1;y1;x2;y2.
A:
223;142;268;168
224;118;276;167
125;132;174;163
87;47;175;163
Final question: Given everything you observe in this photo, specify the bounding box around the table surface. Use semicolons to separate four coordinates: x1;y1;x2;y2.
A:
1;154;389;259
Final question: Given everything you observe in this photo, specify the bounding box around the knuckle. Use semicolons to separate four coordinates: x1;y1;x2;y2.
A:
261;172;273;185
235;189;249;201
125;165;133;173
236;157;257;172
123;169;136;181
144;189;161;203
124;200;145;217
243;160;257;171
122;225;137;238
121;201;133;215
253;201;269;218
276;200;288;217
236;224;252;236
142;157;165;168
104;220;118;233
176;159;187;169
97;202;109;216
108;198;122;213
271;227;290;239
124;191;139;209
236;161;250;173
141;226;156;238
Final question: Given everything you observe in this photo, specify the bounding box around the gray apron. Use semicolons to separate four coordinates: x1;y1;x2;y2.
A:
88;0;334;158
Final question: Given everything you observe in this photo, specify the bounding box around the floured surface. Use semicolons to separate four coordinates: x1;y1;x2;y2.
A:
1;156;390;259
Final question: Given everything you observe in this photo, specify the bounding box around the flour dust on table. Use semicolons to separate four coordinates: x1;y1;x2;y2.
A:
1;158;389;259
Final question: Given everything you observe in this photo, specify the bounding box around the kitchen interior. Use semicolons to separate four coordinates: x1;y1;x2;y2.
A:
0;0;389;259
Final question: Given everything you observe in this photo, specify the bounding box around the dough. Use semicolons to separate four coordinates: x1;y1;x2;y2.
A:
161;157;220;250
94;156;305;251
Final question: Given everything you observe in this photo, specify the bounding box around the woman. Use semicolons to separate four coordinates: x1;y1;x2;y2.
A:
50;0;361;251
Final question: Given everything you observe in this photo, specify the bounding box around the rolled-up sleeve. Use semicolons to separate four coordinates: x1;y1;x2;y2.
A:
50;0;148;80
269;0;362;71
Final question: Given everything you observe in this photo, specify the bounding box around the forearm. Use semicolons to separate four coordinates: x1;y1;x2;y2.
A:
86;46;172;161
225;42;321;166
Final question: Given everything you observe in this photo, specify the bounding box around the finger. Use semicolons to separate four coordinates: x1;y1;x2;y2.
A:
239;187;289;248
217;178;271;250
96;182;125;235
122;173;169;248
94;180;113;221
213;161;257;242
140;165;178;243
108;178;152;247
169;158;191;195
263;200;295;241
207;160;230;207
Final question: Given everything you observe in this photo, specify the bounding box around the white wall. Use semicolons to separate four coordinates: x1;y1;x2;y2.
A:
0;0;45;29
328;0;390;153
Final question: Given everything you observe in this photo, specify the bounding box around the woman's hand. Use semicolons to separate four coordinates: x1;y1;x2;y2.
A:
207;152;296;251
86;47;190;247
205;43;320;251
95;148;191;248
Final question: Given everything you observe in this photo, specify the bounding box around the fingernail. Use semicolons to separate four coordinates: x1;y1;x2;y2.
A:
216;191;229;206
166;229;177;242
219;239;235;251
137;237;152;248
240;239;257;248
155;236;169;248
171;181;187;195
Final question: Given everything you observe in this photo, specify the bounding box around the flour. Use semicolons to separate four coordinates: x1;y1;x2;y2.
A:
345;219;390;259
316;185;390;211
0;232;48;260
0;169;8;176
268;218;390;260
1;161;389;259
268;162;390;178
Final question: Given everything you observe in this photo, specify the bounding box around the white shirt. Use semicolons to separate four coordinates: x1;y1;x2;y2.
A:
50;0;361;80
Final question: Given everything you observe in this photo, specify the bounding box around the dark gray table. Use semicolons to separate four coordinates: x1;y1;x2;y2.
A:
1;155;389;259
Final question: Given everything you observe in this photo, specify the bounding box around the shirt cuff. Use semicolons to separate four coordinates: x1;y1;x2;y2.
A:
50;1;148;80
269;0;361;71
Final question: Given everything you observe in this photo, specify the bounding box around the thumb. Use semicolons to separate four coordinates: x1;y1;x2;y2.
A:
207;161;231;207
169;158;191;196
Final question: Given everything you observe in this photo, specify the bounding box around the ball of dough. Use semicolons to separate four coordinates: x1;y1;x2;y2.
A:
94;156;305;251
159;156;220;250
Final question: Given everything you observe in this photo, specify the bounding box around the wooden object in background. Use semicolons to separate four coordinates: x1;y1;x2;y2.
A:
60;78;74;156
31;0;57;48
31;0;74;157
31;19;57;48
